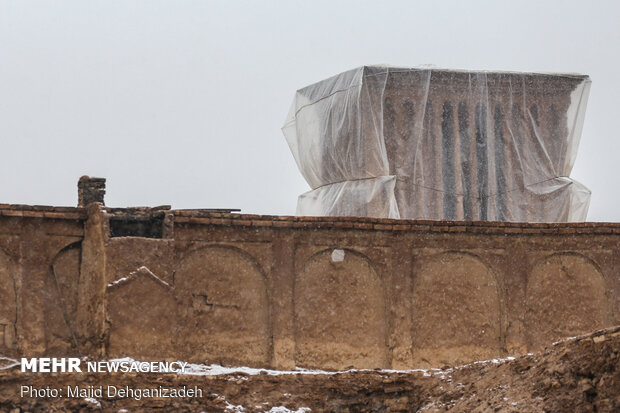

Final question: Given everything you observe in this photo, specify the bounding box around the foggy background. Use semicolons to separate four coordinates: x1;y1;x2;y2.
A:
1;0;618;221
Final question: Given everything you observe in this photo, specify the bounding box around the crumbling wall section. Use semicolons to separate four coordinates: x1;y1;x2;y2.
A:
0;205;84;357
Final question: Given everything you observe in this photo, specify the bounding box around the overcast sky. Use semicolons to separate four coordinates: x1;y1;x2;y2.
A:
0;1;618;221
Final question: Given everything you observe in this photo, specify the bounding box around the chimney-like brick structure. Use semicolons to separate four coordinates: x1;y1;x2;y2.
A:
78;176;106;207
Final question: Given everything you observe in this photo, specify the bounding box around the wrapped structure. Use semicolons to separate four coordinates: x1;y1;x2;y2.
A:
283;66;591;222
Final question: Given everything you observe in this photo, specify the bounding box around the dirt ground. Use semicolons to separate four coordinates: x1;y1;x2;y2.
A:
1;326;619;412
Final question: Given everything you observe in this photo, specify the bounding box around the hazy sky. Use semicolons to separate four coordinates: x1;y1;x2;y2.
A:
0;1;618;221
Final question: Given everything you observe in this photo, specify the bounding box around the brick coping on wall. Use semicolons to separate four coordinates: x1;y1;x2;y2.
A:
1;203;618;235
0;204;86;219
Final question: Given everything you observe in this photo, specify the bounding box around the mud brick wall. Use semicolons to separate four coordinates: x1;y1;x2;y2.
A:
0;204;618;369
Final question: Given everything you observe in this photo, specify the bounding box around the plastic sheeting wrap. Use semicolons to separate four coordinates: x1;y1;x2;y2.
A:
283;66;592;222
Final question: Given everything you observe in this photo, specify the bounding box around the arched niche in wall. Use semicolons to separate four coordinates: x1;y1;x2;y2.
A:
525;252;610;351
412;251;502;368
0;248;17;350
46;242;82;353
294;248;388;370
174;245;271;367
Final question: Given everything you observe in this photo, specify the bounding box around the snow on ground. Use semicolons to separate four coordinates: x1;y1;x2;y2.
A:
0;355;520;377
223;399;246;412
180;356;520;378
0;356;20;370
84;397;101;408
213;393;311;413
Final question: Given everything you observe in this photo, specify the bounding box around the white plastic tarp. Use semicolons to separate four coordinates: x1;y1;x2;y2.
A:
283;66;591;222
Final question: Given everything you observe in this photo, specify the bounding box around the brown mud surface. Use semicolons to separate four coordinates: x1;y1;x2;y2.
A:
1;326;619;412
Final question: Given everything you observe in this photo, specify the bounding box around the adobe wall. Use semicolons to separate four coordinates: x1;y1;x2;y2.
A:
0;203;618;369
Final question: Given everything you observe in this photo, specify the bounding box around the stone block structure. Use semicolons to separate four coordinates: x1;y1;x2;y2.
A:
0;181;617;369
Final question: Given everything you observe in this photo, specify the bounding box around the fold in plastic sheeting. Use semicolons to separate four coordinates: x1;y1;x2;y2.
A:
283;66;591;222
297;176;400;218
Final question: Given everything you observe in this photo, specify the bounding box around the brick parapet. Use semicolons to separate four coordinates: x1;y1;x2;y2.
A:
171;211;620;236
0;204;86;220
0;204;618;234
